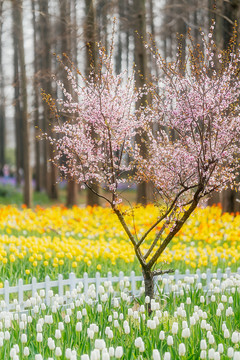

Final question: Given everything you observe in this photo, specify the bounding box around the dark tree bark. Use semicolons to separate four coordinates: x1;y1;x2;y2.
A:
85;0;100;207
59;0;78;207
221;0;240;213
207;0;240;212
31;0;41;192
12;9;23;186
39;0;58;199
0;0;5;176
12;0;32;207
133;0;149;205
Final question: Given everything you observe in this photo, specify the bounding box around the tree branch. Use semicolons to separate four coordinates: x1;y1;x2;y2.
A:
146;184;203;270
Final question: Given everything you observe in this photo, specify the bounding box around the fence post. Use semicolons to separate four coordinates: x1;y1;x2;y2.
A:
4;280;9;309
58;274;63;298
45;276;51;306
226;267;231;277
130;271;136;297
216;268;222;281
69;273;76;292
83;273;88;298
31;277;37;298
95;272;101;299
196;269;201;284
119;271;124;287
18;278;24;309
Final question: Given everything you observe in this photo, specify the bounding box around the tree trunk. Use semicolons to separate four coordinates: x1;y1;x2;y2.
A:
133;0;149;205
58;0;78;207
0;0;5;176
12;16;22;186
85;0;100;206
142;267;154;300
39;0;58;199
13;0;32;207
31;0;42;192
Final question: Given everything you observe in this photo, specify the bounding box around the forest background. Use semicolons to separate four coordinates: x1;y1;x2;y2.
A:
0;0;239;210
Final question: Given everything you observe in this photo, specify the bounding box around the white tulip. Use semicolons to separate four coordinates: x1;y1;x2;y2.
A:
90;349;100;360
179;343;186;356
76;322;82;332
64;315;70;323
135;337;144;348
163;352;171;360
58;322;64;331
172;322;178;334
36;333;43;342
23;347;30;356
10;348;17;358
102;353;110;360
65;348;72;359
55;347;62;357
218;344;224;354
224;329;230;338
4;331;10;340
208;348;215;359
200;340;207;350
159;330;165;340
209;335;215;344
109;347;114;357
232;331;239;344
233;352;240;360
35;355;43;360
95;339;106;350
21;334;27;344
115;346;123;358
182;327;190;338
81;355;90;360
153;349;161;360
200;350;207;359
227;347;234;358
167;335;173;346
145;296;150;304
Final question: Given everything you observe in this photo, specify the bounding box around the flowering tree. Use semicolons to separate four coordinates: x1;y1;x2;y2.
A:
45;23;240;300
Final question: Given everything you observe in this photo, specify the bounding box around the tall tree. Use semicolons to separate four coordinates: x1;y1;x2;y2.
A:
12;2;23;186
84;0;100;206
0;0;5;176
12;0;32;207
133;0;149;205
59;0;78;207
39;0;58;199
221;0;240;213
32;0;41;192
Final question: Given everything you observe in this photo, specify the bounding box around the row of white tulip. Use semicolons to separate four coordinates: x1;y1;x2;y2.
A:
0;272;239;359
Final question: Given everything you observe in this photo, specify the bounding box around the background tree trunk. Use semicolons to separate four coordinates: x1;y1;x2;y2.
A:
32;0;42;192
39;0;58;200
0;0;5;176
58;0;78;207
133;0;149;205
12;0;32;207
85;0;100;206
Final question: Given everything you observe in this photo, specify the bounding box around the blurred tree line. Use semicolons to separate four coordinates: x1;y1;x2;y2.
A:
0;0;239;210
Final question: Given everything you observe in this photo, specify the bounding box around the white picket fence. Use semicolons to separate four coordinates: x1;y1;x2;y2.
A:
0;267;239;311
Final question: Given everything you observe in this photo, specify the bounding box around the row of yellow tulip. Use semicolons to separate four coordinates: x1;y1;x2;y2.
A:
0;204;239;285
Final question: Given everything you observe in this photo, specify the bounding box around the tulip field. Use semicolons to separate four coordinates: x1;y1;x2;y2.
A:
0;205;240;286
0;204;239;359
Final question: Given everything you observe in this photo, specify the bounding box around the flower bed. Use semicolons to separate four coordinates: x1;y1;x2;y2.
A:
0;205;239;286
0;272;239;359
